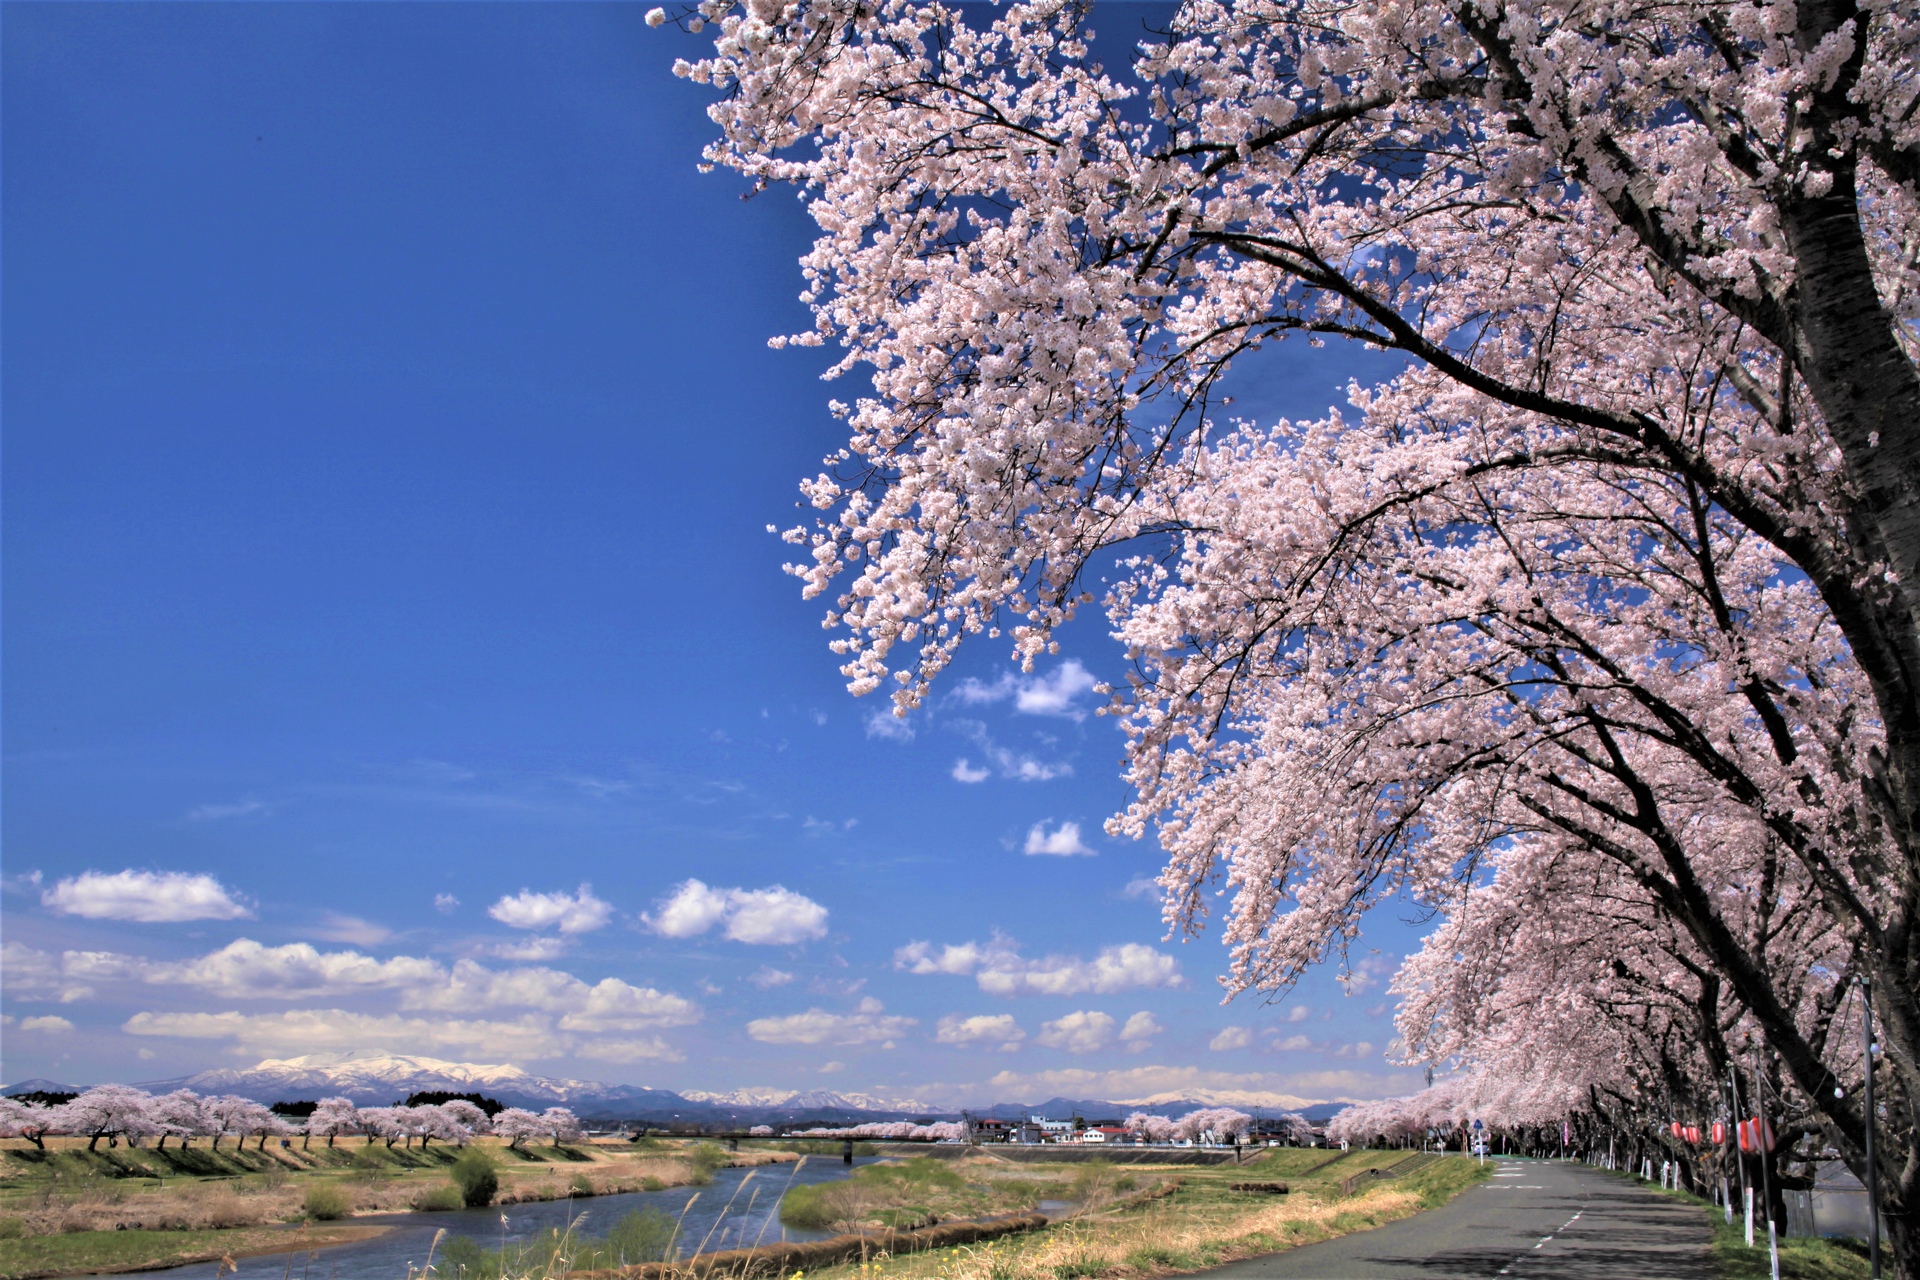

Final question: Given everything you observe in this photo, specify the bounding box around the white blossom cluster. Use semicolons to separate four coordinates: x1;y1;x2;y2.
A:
660;0;1920;1237
0;1086;580;1152
791;1120;966;1140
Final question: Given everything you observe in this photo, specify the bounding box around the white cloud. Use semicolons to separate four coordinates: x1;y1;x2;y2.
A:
42;870;251;923
895;936;1183;996
573;1037;684;1064
486;936;570;961
1;942;100;1002
746;997;916;1046
935;1013;1025;1051
147;939;442;998
748;967;795;989
644;880;732;936
953;673;1018;705
1014;661;1099;717
488;885;613;934
1284;1005;1312;1023
1037;1010;1115;1053
404;960;699;1031
970;1064;1415;1109
643;880;828;945
122;1008;566;1060
727;887;831;944
10;937;700;1046
864;708;914;742
1339;955;1397;995
894;936;1016;977
1330;1040;1379;1060
819;1060;846;1073
307;913;393;946
951;759;990;784
1209;1026;1253;1052
954;661;1099;719
1121;877;1160;901
948;721;1071;782
18;1015;74;1033
1271;1034;1313;1051
979;944;1182;997
1024;820;1095;857
434;894;460;914
1121;1012;1164;1051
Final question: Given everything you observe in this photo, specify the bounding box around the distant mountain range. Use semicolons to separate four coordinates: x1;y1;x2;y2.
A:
2;1053;1351;1125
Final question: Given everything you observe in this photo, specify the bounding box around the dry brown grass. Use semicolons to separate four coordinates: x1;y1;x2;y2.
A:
778;1156;1488;1280
853;1184;1426;1280
0;1138;777;1237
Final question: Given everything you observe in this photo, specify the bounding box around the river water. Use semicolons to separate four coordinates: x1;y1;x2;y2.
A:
136;1157;871;1280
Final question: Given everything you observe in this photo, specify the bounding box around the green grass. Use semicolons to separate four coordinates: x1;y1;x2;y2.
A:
436;1208;677;1280
1605;1169;1872;1280
0;1223;382;1280
1704;1208;1872;1280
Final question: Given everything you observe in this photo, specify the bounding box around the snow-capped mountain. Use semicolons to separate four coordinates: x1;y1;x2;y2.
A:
132;1053;691;1114
121;1055;949;1121
1115;1087;1323;1111
680;1087;940;1113
48;1055;1351;1124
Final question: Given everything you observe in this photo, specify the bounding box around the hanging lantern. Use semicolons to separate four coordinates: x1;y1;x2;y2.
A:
1737;1117;1775;1153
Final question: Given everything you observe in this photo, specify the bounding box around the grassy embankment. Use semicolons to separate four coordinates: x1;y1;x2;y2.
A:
762;1147;1488;1280
0;1136;770;1280
1620;1174;1873;1280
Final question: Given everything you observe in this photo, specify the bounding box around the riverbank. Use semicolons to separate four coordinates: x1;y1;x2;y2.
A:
0;1222;389;1280
671;1149;1489;1280
0;1137;790;1280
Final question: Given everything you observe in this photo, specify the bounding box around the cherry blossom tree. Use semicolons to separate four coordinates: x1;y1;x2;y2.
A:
796;1121;967;1140
147;1090;207;1150
1123;1113;1177;1144
663;0;1920;1265
1174;1108;1252;1144
1272;1113;1316;1146
492;1107;546;1150
439;1100;492;1139
55;1086;156;1151
356;1106;404;1149
407;1104;475;1148
540;1107;582;1147
0;1098;57;1150
307;1097;358;1148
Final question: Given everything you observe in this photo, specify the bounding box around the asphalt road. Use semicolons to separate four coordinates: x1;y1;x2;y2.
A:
1195;1157;1713;1279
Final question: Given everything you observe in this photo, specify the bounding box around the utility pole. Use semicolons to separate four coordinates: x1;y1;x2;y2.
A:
1751;1044;1779;1280
1863;976;1881;1280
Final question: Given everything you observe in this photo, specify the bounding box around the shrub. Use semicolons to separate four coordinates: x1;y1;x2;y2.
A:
199;1190;255;1229
413;1184;465;1212
602;1208;676;1265
304;1184;352;1221
439;1236;492;1280
779;1181;871;1231
861;1157;963;1192
570;1173;595;1197
451;1149;499;1208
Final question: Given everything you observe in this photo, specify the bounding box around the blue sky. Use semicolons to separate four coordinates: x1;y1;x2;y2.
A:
2;2;1423;1109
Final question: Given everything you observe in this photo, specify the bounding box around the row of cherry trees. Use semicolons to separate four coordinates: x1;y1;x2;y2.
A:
791;1120;968;1140
1123;1108;1249;1145
659;0;1919;1270
0;1086;580;1152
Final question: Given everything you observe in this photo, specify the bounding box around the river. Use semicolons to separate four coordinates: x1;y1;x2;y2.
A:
134;1157;872;1280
